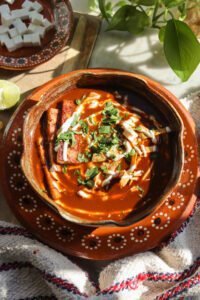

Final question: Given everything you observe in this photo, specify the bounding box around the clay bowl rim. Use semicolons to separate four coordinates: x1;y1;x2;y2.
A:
21;69;185;227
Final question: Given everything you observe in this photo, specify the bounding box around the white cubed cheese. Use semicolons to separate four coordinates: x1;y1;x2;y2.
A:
13;35;24;49
23;33;32;46
4;38;17;52
23;33;41;46
1;13;14;27
8;27;18;38
30;11;44;25
32;32;41;46
5;0;16;4
22;0;34;10
28;23;45;38
0;25;9;34
43;18;54;31
11;8;29;20
0;4;10;15
32;1;43;12
0;33;10;45
13;19;28;35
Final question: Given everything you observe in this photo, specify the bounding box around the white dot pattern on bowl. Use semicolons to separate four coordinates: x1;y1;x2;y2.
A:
151;212;170;230
9;173;28;192
107;234;127;250
130;226;150;243
81;234;102;250
166;192;185;211
36;213;55;231
56;226;75;242
18;195;37;213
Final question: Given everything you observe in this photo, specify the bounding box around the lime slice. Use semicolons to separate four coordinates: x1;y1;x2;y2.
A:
0;80;20;110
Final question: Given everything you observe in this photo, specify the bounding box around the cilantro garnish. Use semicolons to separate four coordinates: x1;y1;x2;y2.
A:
117;163;122;171
102;102;121;125
89;116;96;125
77;167;99;189
62;165;67;174
56;130;76;147
75;99;81;105
100;165;108;174
79;120;89;134
75;94;87;106
74;169;81;176
77;153;89;163
85;167;99;179
98;125;111;134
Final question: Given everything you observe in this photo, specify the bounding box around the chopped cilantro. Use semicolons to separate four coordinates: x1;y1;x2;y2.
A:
75;94;87;106
102;102;121;125
99;125;111;134
130;149;136;156
56;130;76;147
89;116;96;125
76;167;99;189
75;99;81;105
79;120;89;134
117;163;122;171
77;177;94;189
85;167;99;180
77;153;88;163
62;165;67;174
74;169;81;176
100;165;108;174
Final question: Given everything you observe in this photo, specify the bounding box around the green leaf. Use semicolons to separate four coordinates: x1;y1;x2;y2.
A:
164;19;200;81
107;5;149;34
98;0;110;21
159;26;166;42
136;0;156;5
162;0;185;8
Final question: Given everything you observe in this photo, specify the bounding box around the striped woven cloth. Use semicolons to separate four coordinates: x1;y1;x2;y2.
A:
0;92;200;300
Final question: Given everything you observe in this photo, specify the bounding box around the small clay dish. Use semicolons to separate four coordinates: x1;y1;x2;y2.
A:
0;0;73;70
21;69;184;227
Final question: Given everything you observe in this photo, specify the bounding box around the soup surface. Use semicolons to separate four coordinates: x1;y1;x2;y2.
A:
33;88;171;221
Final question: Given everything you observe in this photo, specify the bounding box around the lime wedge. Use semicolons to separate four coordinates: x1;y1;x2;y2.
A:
0;80;20;110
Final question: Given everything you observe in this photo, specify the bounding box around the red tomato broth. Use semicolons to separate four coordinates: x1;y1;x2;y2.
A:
32;88;170;222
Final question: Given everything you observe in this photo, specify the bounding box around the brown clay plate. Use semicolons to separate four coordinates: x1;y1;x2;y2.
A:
0;0;73;70
0;70;199;260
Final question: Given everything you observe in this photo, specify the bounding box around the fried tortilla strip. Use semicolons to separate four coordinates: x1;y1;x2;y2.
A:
36;137;64;200
57;135;86;164
46;108;62;171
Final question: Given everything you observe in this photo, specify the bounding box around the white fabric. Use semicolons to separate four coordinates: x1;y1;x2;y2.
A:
0;92;200;300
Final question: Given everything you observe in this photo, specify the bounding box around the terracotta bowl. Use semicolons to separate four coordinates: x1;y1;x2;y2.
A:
21;69;184;227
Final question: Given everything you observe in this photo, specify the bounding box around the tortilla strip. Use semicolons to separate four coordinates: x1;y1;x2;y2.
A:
46;108;62;171
36;137;64;200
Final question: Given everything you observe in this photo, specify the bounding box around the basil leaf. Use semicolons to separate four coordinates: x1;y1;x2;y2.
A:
164;19;200;81
107;5;149;34
162;0;185;8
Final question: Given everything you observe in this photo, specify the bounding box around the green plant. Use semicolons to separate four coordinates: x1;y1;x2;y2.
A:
89;0;200;81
